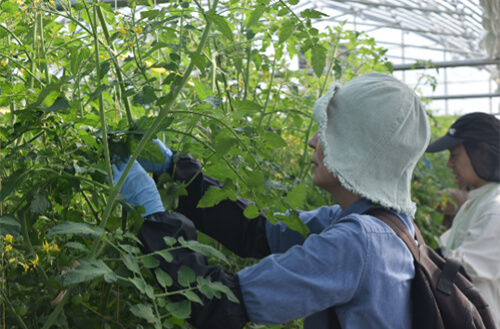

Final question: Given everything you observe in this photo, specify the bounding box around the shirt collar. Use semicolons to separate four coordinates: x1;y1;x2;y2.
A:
468;182;498;200
339;198;377;218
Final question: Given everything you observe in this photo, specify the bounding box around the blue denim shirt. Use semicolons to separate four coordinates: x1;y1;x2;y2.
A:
237;198;415;328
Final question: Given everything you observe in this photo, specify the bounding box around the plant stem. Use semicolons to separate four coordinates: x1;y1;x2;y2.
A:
91;0;221;254
95;6;134;128
0;288;29;329
85;1;113;187
37;12;50;84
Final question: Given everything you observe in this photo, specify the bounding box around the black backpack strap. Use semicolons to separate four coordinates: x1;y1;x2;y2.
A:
437;249;463;295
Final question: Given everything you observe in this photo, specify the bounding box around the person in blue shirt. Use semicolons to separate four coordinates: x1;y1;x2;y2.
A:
113;73;431;328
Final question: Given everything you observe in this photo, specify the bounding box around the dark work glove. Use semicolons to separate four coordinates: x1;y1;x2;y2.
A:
139;211;250;329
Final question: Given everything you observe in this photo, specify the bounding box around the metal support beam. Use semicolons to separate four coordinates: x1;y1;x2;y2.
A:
393;58;500;70
425;93;500;100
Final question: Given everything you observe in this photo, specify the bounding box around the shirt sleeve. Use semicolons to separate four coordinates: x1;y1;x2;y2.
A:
265;205;342;253
458;210;500;281
238;216;367;325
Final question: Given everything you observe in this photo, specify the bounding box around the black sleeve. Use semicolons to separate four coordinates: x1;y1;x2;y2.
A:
139;211;250;329
167;153;271;259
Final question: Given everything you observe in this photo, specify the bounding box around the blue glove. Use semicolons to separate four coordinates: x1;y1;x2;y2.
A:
112;159;165;217
138;139;173;176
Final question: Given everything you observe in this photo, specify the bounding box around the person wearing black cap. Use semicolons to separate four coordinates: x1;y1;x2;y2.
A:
426;112;500;326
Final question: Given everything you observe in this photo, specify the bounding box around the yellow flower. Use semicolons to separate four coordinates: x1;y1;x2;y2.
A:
50;0;55;5
275;173;282;179
52;244;59;253
238;80;243;85
30;254;39;268
151;67;166;74
118;27;126;35
128;41;134;47
133;26;143;34
23;263;29;272
9;258;16;263
114;11;120;16
42;240;51;253
5;245;13;252
1;59;7;66
17;0;24;5
5;234;13;243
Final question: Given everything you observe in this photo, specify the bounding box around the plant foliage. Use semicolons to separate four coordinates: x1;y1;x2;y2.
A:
0;0;452;327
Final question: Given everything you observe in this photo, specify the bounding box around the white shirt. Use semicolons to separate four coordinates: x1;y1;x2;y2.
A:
439;182;500;326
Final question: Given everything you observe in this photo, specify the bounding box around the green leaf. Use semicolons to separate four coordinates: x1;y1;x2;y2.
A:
247;4;266;27
232;100;262;112
278;19;296;44
181;291;203;305
275;210;309;237
130;277;155;298
166;300;191;319
64;259;113;286
144;42;169;58
177;266;195;287
140;9;159;19
156;247;173;262
47;222;104;238
180;238;229;264
30;189;50;213
133;86;157;105
1;1;18;14
194;80;210;100
288;0;300;4
188;52;206;72
0;169;28;202
42;97;71;112
122;253;141;274
87;84;110;105
130;303;156;321
29;80;66;109
97;1;113;13
141;254;160;268
300;9;328;19
284;182;307;208
203;96;221;108
262;131;287;149
154;268;173;287
0;216;21;239
197;186;237;208
207;11;233;41
65;241;88;252
243;204;260;219
99;61;111;81
163;236;176;246
311;45;326;78
197;276;239;303
213;135;237;157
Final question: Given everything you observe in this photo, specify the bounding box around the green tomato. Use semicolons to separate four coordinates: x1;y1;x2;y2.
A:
15;304;28;317
71;294;83;305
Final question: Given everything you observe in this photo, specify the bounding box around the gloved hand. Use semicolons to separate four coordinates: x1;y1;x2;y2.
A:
112;159;165;217
138;138;173;176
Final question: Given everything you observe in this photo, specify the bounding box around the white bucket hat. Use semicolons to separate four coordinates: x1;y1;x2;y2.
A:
313;73;430;215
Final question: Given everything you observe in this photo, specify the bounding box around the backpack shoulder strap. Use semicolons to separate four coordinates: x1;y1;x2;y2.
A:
367;208;421;261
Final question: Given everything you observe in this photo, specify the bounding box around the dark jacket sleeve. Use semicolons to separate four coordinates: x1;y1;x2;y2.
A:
167;153;271;259
139;211;250;329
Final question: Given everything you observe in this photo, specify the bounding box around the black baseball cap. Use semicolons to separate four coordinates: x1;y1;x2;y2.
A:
426;112;500;153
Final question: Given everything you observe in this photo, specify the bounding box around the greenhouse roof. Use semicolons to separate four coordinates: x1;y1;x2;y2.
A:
291;0;492;59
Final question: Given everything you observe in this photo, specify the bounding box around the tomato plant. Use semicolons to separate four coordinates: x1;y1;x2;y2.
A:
0;0;450;327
